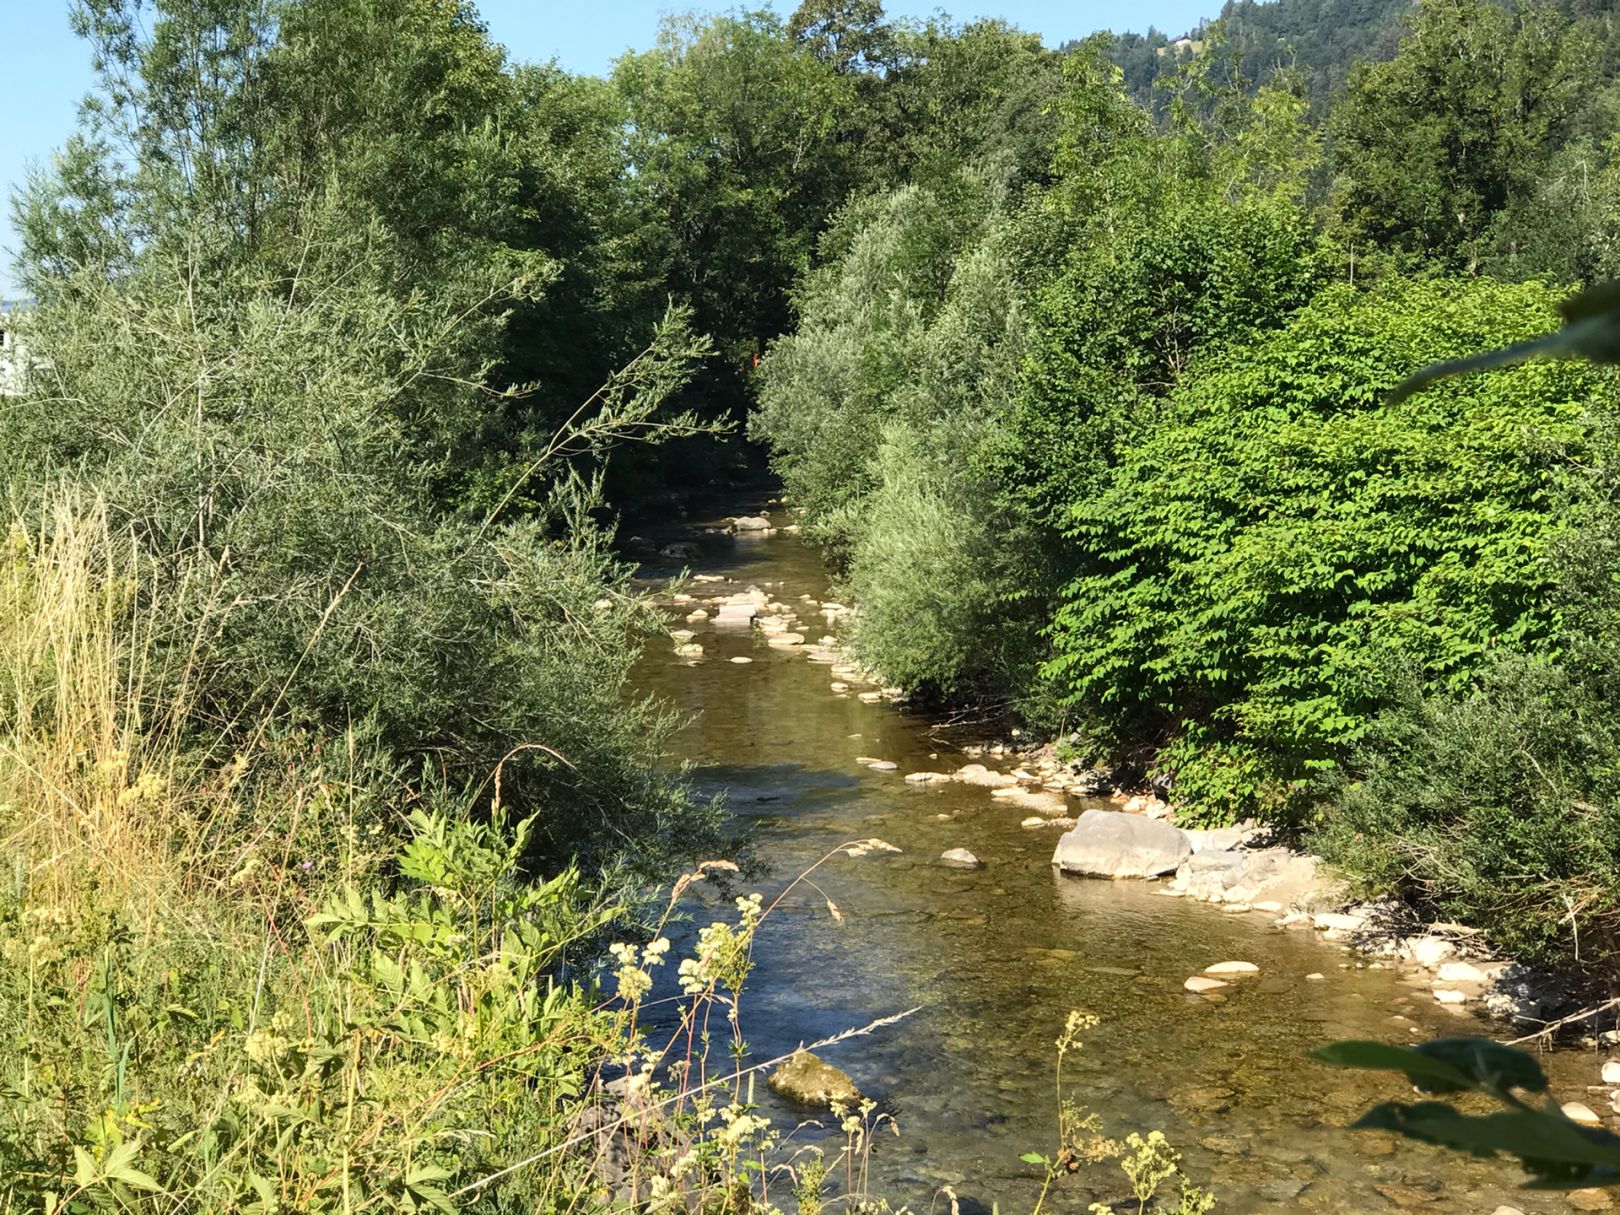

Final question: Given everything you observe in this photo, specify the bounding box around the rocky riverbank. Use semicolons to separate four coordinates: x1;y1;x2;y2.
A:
638;509;1620;1213
651;538;1577;1039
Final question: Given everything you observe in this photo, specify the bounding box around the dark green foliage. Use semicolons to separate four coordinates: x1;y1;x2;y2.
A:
1045;278;1606;822
867;19;1066;191
1331;0;1600;274
1007;194;1327;526
614;11;857;401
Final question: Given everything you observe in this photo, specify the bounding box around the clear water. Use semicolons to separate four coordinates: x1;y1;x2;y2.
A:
629;500;1596;1214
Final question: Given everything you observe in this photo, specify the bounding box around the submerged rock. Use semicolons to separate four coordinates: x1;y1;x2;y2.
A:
1051;809;1191;879
767;1051;863;1109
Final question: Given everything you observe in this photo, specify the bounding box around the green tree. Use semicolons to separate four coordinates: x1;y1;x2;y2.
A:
614;10;857;406
1331;0;1599;272
788;0;893;74
1045;277;1606;822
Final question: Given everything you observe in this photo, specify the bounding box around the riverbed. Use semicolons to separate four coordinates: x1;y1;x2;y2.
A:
629;497;1594;1215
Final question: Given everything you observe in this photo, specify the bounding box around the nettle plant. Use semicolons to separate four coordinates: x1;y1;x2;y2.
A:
0;803;620;1214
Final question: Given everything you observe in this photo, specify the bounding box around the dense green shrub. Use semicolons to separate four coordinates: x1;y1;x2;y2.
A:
1318;653;1620;969
1046;277;1609;823
1005;193;1327;527
6;252;722;885
753;167;1054;697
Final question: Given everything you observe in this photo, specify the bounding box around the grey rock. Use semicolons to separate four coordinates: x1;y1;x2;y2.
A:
730;515;771;532
1256;1180;1310;1203
658;541;702;560
1052;809;1192;879
1184;824;1264;853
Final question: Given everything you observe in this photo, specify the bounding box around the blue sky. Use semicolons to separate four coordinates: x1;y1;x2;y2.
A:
1;1;1215;296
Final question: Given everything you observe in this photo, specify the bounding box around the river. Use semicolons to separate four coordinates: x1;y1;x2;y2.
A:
629;493;1593;1215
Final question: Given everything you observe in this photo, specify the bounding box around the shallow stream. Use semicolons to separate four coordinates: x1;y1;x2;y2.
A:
629;497;1596;1215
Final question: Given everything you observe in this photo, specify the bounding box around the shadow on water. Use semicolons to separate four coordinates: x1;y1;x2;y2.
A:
630;507;1589;1214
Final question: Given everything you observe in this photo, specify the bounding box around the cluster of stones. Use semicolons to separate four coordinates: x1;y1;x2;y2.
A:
1042;803;1574;1034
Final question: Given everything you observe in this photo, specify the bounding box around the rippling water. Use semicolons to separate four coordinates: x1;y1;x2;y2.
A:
629;500;1593;1214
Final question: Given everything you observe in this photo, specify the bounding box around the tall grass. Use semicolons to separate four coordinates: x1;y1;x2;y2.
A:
0;499;623;1211
0;495;182;915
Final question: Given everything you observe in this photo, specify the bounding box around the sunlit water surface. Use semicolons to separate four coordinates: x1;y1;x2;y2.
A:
628;499;1594;1215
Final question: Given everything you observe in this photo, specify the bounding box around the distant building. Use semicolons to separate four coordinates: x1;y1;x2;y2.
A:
0;299;37;396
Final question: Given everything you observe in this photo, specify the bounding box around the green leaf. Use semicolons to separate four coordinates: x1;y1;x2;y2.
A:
1020;1152;1049;1164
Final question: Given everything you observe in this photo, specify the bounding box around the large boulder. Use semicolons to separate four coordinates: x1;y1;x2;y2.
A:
1052;809;1191;878
767;1051;863;1109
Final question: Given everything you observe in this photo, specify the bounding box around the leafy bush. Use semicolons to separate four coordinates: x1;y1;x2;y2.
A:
1004;193;1326;530
753;166;1053;698
1045;277;1609;823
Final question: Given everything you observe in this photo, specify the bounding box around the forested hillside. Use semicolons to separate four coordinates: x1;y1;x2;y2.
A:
1109;0;1413;107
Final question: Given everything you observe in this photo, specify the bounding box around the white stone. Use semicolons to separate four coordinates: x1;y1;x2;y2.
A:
1205;961;1259;976
1490;1207;1526;1215
1564;1102;1603;1127
1184;976;1229;994
940;848;981;867
673;643;703;658
857;691;883;703
904;772;951;785
1305;973;1325;982
952;764;1017;793
866;760;898;772
1433;989;1468;1005
767;632;805;647
1437;961;1487;983
1602;1060;1620;1086
729;656;753;664
1052;810;1192;879
1313;912;1365;933
1021;816;1046;828
1405;936;1455;967
731;515;771;531
685;609;709;622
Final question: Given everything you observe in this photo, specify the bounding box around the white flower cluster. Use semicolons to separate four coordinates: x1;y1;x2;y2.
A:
608;935;671;1003
676;894;763;997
